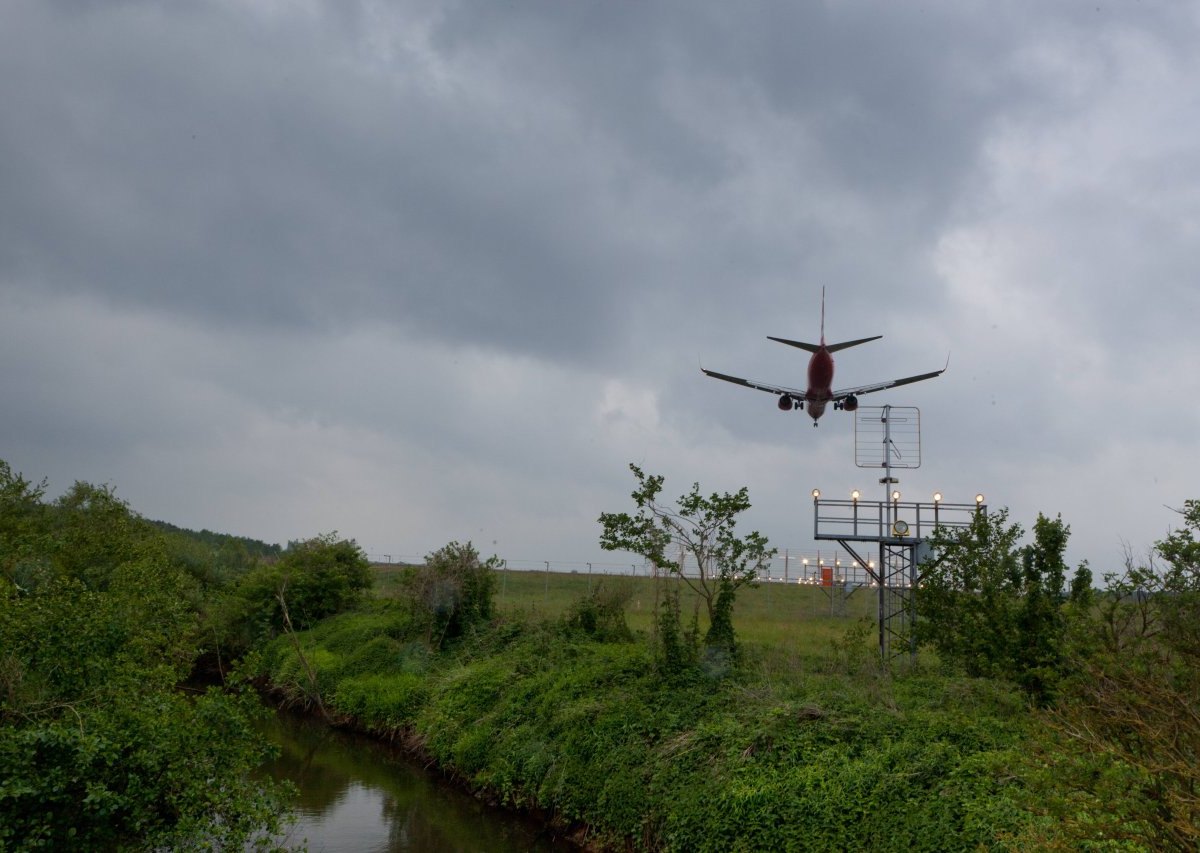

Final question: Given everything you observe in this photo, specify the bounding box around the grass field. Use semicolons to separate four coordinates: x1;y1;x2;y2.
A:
373;566;877;652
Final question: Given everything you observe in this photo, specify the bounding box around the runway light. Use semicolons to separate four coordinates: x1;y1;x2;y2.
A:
975;493;985;504
891;490;901;502
851;489;860;501
933;492;942;503
811;488;821;499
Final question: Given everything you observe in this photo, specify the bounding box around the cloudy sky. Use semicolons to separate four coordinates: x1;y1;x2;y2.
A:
3;0;1198;575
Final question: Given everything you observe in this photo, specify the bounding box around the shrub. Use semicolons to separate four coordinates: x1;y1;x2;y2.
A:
403;541;498;649
561;580;634;642
232;532;372;640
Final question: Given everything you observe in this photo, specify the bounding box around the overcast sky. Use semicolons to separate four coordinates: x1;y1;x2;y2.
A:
3;0;1198;575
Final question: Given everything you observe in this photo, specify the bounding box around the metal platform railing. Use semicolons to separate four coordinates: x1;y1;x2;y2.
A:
813;498;982;544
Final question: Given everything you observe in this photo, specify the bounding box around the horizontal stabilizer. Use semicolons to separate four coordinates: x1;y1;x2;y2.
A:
823;335;882;353
767;334;882;353
766;336;820;353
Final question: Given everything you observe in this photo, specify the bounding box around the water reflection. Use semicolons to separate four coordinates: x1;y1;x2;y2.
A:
259;710;573;852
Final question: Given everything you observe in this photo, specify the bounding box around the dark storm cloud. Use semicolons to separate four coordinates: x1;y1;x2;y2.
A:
1;0;1089;365
0;0;642;359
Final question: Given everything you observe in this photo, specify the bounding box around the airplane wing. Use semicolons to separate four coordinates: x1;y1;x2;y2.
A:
700;368;808;400
830;364;946;401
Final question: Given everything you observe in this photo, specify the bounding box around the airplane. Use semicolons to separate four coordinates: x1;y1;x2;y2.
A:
701;289;947;426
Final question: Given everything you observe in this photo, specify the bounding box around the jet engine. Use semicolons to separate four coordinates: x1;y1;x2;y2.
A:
778;395;795;411
842;395;859;412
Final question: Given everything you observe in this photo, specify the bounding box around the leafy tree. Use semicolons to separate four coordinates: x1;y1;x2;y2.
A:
51;481;161;592
403;541;498;649
598;464;774;659
915;508;1089;700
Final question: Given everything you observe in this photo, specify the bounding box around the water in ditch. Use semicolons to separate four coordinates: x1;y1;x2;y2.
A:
258;709;576;852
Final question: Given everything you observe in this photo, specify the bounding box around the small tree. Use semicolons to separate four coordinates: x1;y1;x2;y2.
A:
598;464;774;658
404;541;498;649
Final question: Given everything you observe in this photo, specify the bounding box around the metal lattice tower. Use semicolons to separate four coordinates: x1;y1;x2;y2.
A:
809;405;986;660
878;541;918;659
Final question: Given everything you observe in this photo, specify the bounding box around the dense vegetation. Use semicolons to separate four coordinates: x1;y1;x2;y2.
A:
0;459;373;850
916;504;1199;849
257;488;1200;850
4;454;1197;850
259;589;1035;850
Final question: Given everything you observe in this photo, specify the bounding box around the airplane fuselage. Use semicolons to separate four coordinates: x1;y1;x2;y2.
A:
806;349;834;399
803;348;835;421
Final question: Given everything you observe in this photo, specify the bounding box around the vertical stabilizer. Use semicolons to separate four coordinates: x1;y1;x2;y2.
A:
820;286;825;344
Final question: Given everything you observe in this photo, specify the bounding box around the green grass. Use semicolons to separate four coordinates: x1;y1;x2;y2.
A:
374;567;878;661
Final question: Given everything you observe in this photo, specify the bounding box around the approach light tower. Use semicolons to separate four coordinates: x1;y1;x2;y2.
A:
811;405;987;660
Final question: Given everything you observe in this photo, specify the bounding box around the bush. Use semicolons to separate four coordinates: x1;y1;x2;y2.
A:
0;688;288;850
231;532;373;640
561;580;634;642
402;541;498;649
